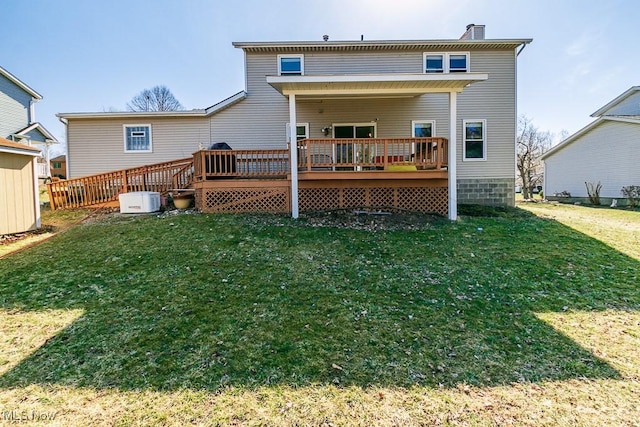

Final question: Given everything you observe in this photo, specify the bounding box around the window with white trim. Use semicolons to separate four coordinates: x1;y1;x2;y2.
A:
278;54;304;76
423;52;469;73
463;119;486;160
411;120;435;137
286;123;309;141
124;125;152;152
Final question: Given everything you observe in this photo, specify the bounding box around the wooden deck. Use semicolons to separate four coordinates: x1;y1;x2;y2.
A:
48;137;449;215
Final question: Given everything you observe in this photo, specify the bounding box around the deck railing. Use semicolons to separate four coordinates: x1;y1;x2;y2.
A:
193;149;290;180
297;137;448;171
47;158;193;210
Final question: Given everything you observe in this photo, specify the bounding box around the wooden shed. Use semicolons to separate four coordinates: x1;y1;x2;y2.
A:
0;137;41;235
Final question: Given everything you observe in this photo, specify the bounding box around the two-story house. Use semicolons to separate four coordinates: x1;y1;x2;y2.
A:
0;66;59;234
1;65;58;178
58;25;531;219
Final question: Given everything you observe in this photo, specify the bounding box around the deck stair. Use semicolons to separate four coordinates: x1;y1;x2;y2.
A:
47;158;194;210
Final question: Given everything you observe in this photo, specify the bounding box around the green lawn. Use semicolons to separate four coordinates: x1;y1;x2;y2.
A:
0;204;638;426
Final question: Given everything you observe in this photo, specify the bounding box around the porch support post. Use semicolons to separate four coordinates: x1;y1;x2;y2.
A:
289;93;299;218
448;91;457;221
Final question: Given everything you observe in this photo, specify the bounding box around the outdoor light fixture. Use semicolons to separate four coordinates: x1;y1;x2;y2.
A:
321;126;332;136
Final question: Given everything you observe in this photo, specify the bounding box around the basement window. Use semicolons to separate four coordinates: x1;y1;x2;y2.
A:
124;125;152;152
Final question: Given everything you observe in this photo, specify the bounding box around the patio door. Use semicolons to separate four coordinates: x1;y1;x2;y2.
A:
333;124;376;169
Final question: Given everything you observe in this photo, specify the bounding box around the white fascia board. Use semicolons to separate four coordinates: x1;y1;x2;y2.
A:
0;65;43;100
204;91;247;115
267;73;488;96
603;116;640;125
0;146;41;157
591;86;640;117
57;110;207;120
541;118;604;160
16;122;58;142
541;116;640;160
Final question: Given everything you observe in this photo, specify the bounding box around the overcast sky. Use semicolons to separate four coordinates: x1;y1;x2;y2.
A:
2;0;638;155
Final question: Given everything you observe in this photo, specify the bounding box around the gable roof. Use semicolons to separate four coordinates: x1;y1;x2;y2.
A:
15;122;58;142
591;86;640;117
59;91;248;120
0;65;43;100
0;137;41;156
541;116;640;160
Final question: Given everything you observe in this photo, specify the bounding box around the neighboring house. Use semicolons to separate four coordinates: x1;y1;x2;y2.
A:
59;25;531;219
50;154;67;179
0;137;41;235
0;65;58;177
542;86;640;204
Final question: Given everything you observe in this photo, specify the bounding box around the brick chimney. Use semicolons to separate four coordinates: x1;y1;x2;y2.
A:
460;24;485;40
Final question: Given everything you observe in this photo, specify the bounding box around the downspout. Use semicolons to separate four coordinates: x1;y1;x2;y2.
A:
58;116;69;179
516;42;528;57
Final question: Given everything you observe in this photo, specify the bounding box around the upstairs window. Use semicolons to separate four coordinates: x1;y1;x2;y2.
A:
278;54;304;76
463;119;486;160
425;55;444;73
424;52;470;73
124;125;152;152
449;54;468;72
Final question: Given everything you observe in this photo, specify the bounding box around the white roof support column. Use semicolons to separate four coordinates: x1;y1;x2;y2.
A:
448;91;458;221
288;93;299;219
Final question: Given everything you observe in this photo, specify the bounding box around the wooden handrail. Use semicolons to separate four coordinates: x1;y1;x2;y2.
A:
195;149;290;180
47;157;193;210
297;137;448;170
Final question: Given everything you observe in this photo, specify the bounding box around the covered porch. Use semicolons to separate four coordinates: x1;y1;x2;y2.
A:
269;71;488;220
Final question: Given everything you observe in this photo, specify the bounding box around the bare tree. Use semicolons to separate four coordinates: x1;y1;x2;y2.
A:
517;115;552;199
127;85;184;112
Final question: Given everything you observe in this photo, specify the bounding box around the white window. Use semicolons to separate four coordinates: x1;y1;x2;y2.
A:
124;124;152;152
423;52;470;73
411;120;436;137
424;54;444;73
278;54;304;76
286;123;309;141
463;119;486;161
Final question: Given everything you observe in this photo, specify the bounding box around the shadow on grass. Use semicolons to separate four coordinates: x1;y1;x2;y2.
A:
0;210;638;391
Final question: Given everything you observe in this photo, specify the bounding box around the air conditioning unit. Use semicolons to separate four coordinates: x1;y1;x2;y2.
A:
118;191;161;214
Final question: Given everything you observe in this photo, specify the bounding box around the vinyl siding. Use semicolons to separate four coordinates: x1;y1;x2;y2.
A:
211;48;517;181
457;49;516;179
544;120;640;198
67;117;210;177
0;73;31;139
0;152;37;234
600;91;640;116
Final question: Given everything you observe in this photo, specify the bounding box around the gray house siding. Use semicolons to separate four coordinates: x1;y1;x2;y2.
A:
210;48;517;205
67;117;210;178
544;120;640;199
599;91;640;116
0;73;32;140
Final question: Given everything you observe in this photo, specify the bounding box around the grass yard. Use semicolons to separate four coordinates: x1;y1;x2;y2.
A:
0;203;638;426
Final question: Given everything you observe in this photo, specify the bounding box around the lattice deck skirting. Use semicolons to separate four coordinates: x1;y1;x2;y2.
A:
299;185;447;215
194;179;448;216
197;187;290;213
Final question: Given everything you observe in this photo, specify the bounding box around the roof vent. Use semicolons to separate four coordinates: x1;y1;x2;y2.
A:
460;24;485;40
323;35;329;41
